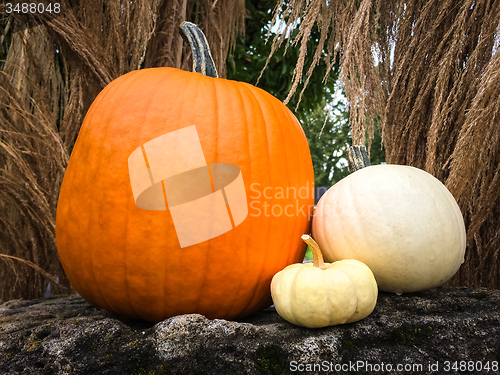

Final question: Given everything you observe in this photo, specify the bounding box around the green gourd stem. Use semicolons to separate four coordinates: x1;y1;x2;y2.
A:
301;235;326;270
179;22;218;78
347;145;371;173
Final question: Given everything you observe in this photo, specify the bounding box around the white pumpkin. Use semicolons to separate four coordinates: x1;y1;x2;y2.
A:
270;235;378;328
312;164;466;294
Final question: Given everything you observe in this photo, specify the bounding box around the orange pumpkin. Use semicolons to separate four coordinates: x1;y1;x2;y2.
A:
55;23;314;322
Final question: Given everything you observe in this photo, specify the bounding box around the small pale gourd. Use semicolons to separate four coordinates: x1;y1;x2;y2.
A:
270;235;378;328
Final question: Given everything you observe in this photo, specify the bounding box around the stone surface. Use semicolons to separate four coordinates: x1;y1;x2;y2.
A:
1;286;500;374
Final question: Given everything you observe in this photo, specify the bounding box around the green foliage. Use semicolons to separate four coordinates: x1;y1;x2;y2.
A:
227;0;333;109
227;0;352;185
303;101;352;185
304;245;313;260
227;0;385;185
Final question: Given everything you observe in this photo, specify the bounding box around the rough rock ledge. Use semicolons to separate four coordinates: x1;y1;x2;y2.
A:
1;286;499;374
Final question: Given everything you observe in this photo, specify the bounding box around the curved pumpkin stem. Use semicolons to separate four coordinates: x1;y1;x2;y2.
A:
301;234;327;270
179;22;219;78
347;145;371;173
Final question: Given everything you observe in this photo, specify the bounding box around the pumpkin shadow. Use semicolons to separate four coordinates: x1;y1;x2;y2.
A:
111;313;156;330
